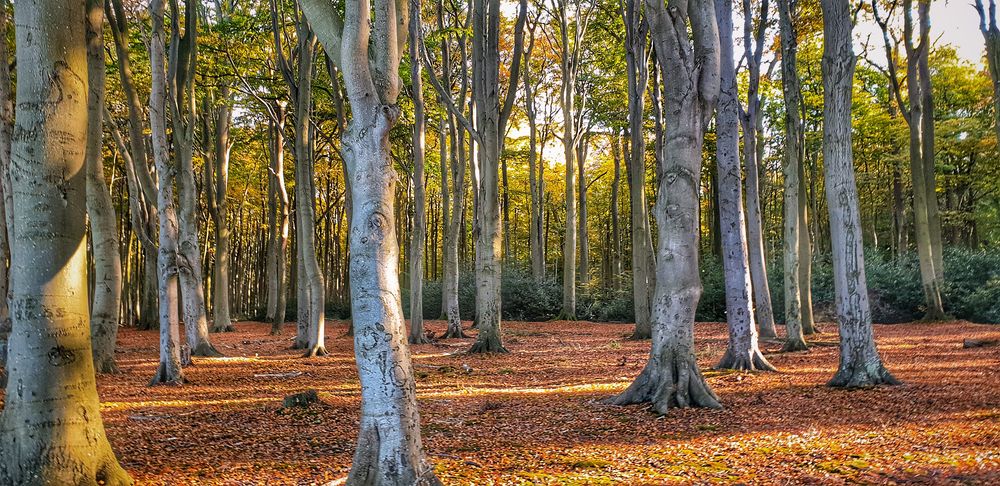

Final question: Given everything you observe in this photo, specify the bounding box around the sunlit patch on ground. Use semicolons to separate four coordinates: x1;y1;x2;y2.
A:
3;319;996;484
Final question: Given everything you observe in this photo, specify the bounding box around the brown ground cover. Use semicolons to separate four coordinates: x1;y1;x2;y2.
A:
4;319;998;485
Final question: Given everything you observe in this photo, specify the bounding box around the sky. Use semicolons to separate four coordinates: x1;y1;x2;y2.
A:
856;0;987;63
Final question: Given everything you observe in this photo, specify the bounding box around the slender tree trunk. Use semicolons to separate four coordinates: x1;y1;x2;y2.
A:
86;0;123;374
821;0;899;387
610;132;623;288
525;25;545;282
777;0;808;351
714;0;774;371
621;0;654;340
0;0;11;388
442;111;467;338
149;0;185;385
408;0;430;345
0;2;132;480
210;85;234;332
577;134;590;286
269;104;290;334
799;160;816;334
609;0;722;414
739;0;776;338
559;1;577;320
977;1;1000;144
917;1;943;286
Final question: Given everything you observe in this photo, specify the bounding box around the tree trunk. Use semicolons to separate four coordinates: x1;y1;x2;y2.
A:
777;0;808;352
525;31;545;282
408;0;430;345
917;1;944;286
977;1;1000;144
442;112;467;338
610;0;722;414
610;132;623;288
821;0;899;388
714;0;774;372
621;0;654;340
0;1;133;481
0;0;11;388
269;103;290;334
798;159;816;334
209;85;234;332
740;0;777;339
559;1;577;320
86;0;123;374
149;0;185;385
300;0;441;482
577;134;590;286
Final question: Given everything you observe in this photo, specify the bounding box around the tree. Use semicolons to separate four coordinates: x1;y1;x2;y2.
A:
169;0;220;357
408;0;431;345
271;0;326;355
871;0;945;320
423;0;528;353
619;0;656;340
0;0;13;388
739;0;777;340
0;0;132;481
608;0;722;413
976;0;1000;143
777;0;809;351
820;0;899;388
149;0;186;385
87;0;124;374
715;0;775;371
300;0;441;482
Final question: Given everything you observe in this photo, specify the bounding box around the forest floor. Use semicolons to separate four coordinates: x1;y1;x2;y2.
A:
3;319;998;485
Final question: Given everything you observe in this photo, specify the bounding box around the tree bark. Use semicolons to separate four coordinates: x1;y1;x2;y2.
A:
714;0;774;372
609;0;722;414
209;84;235;333
301;0;441;482
0;1;133;481
620;0;655;340
408;0;430;345
268;103;290;334
740;0;777;340
777;0;808;352
821;0;899;388
86;0;123;374
977;1;1000;144
149;0;186;385
0;0;14;388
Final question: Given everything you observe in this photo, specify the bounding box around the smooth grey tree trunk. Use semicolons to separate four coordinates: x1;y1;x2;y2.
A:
917;1;943;285
0;1;133;481
977;1;1000;144
821;0;899;388
301;0;441;482
777;0;808;352
209;84;235;333
86;0;123;374
740;0;777;340
408;0;430;345
268;103;290;334
620;0;655;340
714;0;774;372
524;25;545;282
172;1;219;359
609;0;722;414
149;0;185;385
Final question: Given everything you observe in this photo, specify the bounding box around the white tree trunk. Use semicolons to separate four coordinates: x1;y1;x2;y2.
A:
408;0;430;345
609;0;722;414
0;1;132;481
86;0;123;374
821;0;899;388
210;85;234;333
149;0;185;385
714;0;774;372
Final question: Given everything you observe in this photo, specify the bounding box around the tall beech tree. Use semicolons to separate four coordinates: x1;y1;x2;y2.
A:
777;0;809;351
715;0;774;371
86;0;124;374
408;0;431;344
300;0;441;482
608;0;722;413
977;0;1000;143
821;0;899;388
620;0;656;340
0;0;133;481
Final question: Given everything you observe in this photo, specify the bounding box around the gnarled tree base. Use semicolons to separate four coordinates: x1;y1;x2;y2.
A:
441;326;468;339
302;345;328;358
347;422;443;486
94;357;121;375
628;328;651;341
828;361;900;388
211;323;235;333
716;348;776;372
149;364;186;386
781;338;809;352
468;335;509;354
408;334;432;345
606;347;722;415
190;342;224;358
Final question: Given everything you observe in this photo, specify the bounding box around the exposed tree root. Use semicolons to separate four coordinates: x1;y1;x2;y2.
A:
827;360;900;388
441;326;469;339
94;357;121;375
781;337;810;352
211;322;235;333
408;334;432;345
605;347;722;415
628;329;651;340
716;348;776;372
468;336;509;354
149;364;186;386
190;342;224;358
302;345;328;358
